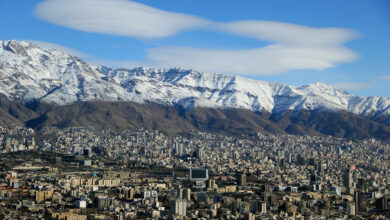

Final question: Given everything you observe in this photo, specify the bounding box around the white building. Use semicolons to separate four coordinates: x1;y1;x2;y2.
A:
171;199;186;217
76;200;87;208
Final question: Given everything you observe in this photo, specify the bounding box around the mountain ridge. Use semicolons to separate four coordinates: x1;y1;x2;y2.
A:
1;40;388;121
0;94;389;141
0;40;390;136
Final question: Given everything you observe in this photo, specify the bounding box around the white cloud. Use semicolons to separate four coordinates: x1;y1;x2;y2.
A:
331;82;374;91
35;0;209;38
378;75;390;80
145;44;356;76
34;0;358;76
217;21;357;46
25;40;89;58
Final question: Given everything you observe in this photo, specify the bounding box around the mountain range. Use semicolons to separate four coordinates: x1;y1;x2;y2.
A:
1;40;389;140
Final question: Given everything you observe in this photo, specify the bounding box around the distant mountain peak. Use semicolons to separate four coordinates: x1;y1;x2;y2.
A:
0;40;389;121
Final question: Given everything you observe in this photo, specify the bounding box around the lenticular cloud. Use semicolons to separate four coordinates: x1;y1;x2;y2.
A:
35;0;358;76
35;0;209;38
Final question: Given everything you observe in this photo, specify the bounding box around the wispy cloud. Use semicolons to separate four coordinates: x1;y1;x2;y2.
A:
25;40;89;58
378;75;390;80
35;0;358;76
217;21;357;46
331;82;374;91
145;45;356;75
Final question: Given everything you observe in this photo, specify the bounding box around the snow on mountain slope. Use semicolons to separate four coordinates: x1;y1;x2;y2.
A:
0;40;131;104
0;40;389;120
98;66;390;118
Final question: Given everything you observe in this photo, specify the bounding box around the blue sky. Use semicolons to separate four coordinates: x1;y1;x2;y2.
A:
1;0;389;97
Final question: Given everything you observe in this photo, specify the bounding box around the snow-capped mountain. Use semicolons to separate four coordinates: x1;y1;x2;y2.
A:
1;40;389;120
0;40;130;104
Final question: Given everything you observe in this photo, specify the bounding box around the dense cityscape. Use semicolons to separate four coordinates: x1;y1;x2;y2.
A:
0;126;389;219
1;0;390;220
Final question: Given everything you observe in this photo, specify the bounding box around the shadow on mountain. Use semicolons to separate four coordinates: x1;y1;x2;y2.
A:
0;96;389;142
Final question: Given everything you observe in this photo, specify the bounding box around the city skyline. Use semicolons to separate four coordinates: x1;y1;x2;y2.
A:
1;1;390;218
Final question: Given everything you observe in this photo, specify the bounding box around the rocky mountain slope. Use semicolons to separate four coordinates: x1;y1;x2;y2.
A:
0;95;389;141
0;40;389;140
